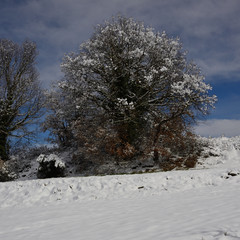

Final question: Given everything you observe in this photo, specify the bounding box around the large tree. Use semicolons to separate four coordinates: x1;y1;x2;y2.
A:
0;39;43;160
59;16;216;159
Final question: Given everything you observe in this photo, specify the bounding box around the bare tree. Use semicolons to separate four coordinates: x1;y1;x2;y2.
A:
42;84;78;148
0;39;43;160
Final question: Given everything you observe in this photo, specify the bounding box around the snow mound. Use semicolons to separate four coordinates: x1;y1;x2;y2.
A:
0;167;240;208
197;136;240;169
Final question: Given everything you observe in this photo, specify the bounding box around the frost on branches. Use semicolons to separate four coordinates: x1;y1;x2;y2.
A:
50;16;216;162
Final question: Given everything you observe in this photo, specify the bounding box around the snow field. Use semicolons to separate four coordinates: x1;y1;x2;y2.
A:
1;136;240;239
0;179;240;240
1;167;240;239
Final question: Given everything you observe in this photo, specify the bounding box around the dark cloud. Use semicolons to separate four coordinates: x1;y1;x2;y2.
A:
1;0;240;84
1;0;240;136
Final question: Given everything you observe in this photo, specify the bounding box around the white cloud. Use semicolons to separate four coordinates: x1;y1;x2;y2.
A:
194;119;240;137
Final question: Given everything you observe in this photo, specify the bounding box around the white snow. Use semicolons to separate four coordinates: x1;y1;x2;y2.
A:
1;136;240;240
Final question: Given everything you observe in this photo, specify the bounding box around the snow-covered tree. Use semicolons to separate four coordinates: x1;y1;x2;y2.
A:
60;16;216;159
0;39;43;160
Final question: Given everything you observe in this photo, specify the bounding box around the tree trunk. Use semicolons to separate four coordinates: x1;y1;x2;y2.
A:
0;132;8;161
152;123;162;163
153;148;159;164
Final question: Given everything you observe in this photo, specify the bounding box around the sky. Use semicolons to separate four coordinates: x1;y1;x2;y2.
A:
1;0;240;137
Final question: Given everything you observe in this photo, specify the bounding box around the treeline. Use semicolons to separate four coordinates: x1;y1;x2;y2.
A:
0;16;216;177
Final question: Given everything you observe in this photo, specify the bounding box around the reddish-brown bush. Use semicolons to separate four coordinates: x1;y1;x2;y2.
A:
153;117;200;170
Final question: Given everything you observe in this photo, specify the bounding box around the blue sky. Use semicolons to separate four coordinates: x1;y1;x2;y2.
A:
1;0;240;137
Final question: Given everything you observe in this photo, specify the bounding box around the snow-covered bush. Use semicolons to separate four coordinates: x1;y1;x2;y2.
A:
196;136;240;169
37;154;65;179
0;158;17;182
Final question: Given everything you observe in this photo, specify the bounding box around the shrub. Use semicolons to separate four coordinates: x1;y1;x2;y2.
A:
0;158;17;182
154;118;202;170
37;154;65;179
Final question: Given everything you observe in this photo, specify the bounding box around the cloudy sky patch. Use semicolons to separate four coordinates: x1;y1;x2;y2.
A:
1;0;240;136
195;119;240;137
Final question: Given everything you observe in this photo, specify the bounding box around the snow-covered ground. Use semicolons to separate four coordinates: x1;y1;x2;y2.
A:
1;136;240;240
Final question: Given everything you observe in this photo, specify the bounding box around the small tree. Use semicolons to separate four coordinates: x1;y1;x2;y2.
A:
60;16;216;159
0;39;43;160
42;86;77;148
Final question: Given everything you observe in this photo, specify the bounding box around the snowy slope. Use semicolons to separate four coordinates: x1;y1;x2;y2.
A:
1;182;240;240
0;136;240;240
